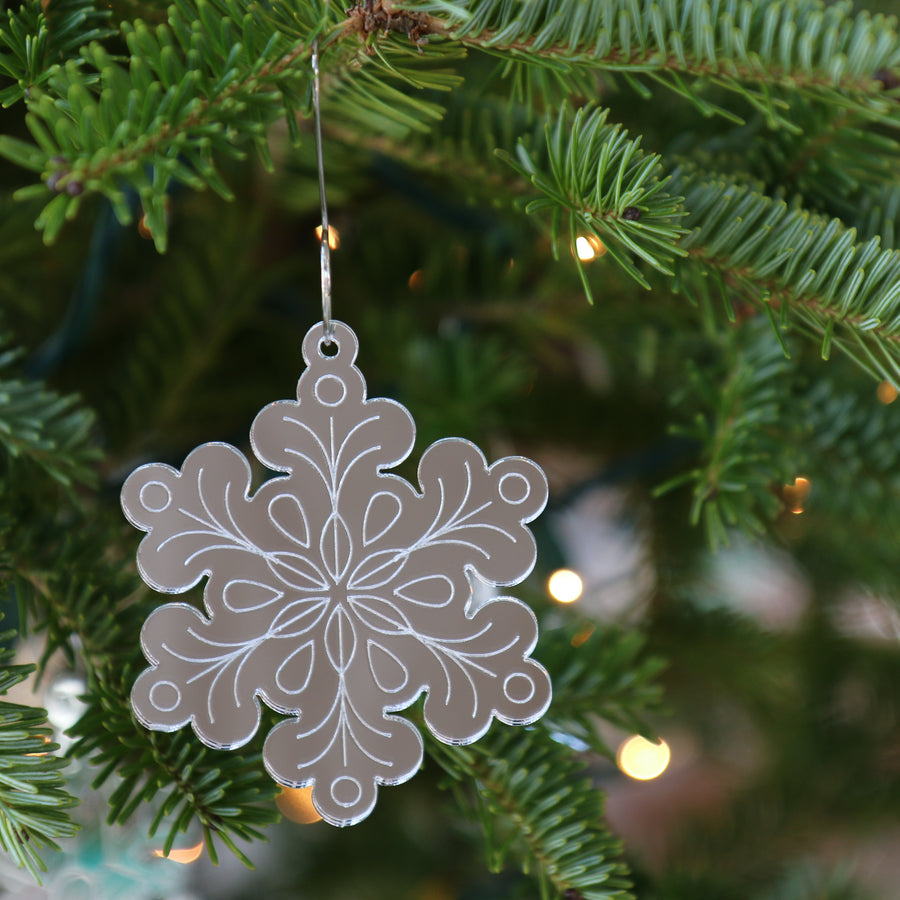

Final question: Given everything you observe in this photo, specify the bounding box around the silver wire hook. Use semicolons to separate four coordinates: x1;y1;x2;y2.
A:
311;37;334;344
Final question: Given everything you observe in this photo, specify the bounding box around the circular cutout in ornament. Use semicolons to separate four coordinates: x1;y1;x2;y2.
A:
498;472;531;505
149;680;182;712
330;775;363;808
140;481;172;513
314;374;346;406
503;672;535;704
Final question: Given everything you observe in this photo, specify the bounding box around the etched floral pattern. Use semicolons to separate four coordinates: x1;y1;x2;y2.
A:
123;321;551;825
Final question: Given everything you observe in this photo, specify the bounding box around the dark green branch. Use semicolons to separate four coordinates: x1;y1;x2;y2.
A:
401;0;900;128
427;726;631;899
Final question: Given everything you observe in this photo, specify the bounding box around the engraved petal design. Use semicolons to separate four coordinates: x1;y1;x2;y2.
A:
123;321;551;826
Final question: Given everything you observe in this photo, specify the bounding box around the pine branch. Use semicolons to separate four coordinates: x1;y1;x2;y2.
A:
0;0;113;106
325;83;540;210
428;724;631;900
688;102;900;221
0;343;98;489
673;170;900;384
10;519;140;674
68;661;278;867
784;367;900;590
757;110;899;217
654;318;792;548
504;105;686;294
0;323;277;870
321;37;460;140
1;0;314;250
0;627;79;881
508;106;900;385
0;0;460;249
855;183;900;246
538;623;666;758
400;0;900;130
8;493;279;866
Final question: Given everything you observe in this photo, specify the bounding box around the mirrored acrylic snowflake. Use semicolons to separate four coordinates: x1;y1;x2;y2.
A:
123;321;551;826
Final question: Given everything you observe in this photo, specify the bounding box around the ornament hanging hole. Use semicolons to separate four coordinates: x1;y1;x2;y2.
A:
319;337;339;358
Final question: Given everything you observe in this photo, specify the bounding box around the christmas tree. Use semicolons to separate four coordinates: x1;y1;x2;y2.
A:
1;0;900;896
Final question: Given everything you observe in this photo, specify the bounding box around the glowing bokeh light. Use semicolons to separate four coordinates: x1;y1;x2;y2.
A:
783;476;811;515
616;735;671;781
878;380;898;404
547;568;584;604
276;785;322;824
315;224;341;250
154;841;204;864
575;235;607;261
575;237;595;260
571;624;595;648
26;734;52;757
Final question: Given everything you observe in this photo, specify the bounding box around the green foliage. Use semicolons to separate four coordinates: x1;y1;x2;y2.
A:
9;515;139;673
314;35;463;141
505;105;686;293
0;0;323;248
654;318;792;548
390;329;533;447
855;182;900;246
685;101;900;222
0;0;462;249
510;121;900;386
782;366;900;587
673;172;900;384
0;0;113;107
68;661;279;867
406;0;900;128
0;342;98;488
538;623;666;757
429;725;632;900
804;376;900;519
9;0;309;249
0;627;79;880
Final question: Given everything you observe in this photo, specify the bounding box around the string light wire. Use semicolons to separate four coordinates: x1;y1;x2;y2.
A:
311;34;333;343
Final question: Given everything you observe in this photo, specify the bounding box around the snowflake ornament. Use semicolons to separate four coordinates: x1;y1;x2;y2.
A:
123;321;551;826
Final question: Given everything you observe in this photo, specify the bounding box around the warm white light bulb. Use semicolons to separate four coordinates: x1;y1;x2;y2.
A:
617;735;671;781
154;841;204;863
783;476;811;515
276;785;322;824
547;568;583;604
575;236;596;261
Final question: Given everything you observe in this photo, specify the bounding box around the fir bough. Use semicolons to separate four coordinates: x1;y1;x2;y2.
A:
0;627;79;880
429;725;632;900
